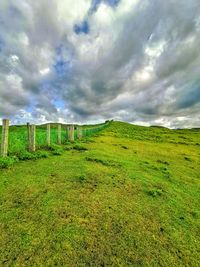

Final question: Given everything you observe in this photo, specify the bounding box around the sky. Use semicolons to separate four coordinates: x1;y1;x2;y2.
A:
0;0;200;128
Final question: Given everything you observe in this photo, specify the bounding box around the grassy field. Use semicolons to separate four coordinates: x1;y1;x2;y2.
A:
0;121;200;266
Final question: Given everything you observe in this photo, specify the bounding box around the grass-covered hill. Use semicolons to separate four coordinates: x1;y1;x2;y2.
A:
0;121;200;266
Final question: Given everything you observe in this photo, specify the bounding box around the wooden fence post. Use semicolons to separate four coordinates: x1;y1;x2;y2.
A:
47;124;51;146
77;126;82;139
29;125;36;152
1;119;9;157
58;124;61;145
69;125;74;142
66;126;70;140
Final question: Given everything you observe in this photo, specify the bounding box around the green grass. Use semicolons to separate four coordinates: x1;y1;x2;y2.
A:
0;121;199;266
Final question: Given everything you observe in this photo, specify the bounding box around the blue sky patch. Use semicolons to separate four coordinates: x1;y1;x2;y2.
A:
53;99;65;109
106;0;120;7
54;45;73;76
74;20;90;35
54;59;71;75
90;0;120;13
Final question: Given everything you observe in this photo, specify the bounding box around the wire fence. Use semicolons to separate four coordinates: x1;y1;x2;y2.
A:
0;120;110;157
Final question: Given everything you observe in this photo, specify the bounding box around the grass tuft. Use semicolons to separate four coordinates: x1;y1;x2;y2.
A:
0;157;17;169
184;156;192;161
85;156;119;167
16;151;35;161
157;159;170;165
147;188;164;197
73;144;88;152
46;144;64;156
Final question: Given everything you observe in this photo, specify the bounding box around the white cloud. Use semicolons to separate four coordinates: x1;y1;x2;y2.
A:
40;68;50;76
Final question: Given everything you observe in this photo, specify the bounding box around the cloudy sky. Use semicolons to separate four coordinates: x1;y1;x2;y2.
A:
0;0;200;128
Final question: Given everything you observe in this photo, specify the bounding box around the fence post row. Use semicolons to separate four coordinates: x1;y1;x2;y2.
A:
47;124;51;146
1;119;109;157
1;119;9;157
28;124;36;152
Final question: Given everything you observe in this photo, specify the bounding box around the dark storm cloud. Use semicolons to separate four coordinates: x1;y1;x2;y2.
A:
0;0;200;127
177;83;200;109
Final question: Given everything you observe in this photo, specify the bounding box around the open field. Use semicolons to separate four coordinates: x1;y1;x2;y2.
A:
0;121;200;266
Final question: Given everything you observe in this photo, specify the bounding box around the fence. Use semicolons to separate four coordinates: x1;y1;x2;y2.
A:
0;120;110;157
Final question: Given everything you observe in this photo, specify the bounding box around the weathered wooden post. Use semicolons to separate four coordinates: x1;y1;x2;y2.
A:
66;126;70;140
29;125;36;152
47;124;51;146
58;124;61;145
69;125;74;142
77;126;82;139
1;119;9;157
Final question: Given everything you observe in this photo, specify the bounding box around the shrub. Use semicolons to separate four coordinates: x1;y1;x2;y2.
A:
64;141;71;145
35;151;49;159
64;147;72;151
47;144;61;151
73;145;88;151
0;157;16;169
147;188;164;197
184;156;192;161
46;144;64;156
52;150;63;156
121;145;128;149
77;175;86;183
157;159;169;165
16;151;36;161
81;138;95;143
85;157;119;167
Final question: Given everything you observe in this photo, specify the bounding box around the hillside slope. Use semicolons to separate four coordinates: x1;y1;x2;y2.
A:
0;121;200;266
